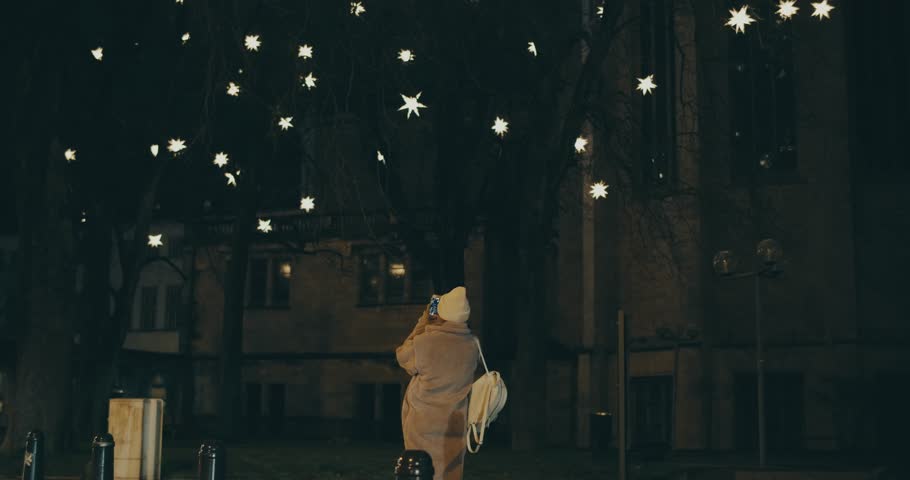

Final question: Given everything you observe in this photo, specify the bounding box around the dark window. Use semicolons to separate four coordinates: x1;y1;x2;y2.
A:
629;376;673;449
359;254;382;305
248;258;268;307
272;259;291;307
640;0;676;186
140;286;158;330
729;0;798;182
164;285;181;330
385;256;407;304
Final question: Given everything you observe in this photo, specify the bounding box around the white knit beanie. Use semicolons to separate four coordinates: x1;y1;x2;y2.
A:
437;286;471;323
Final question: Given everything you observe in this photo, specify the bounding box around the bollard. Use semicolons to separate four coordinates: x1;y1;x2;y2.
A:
21;431;44;480
197;440;225;480
394;450;434;480
88;433;115;480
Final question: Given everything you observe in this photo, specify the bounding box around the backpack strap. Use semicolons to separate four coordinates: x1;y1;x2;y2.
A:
474;337;489;374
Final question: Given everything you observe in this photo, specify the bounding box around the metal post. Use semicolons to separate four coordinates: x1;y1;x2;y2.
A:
198;440;225;480
617;310;627;480
89;433;115;480
394;450;434;480
21;431;44;480
755;275;766;467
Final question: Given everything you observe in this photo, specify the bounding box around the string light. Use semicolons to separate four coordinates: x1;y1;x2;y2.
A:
91;47;104;61
298;44;314;59
399;93;427;118
492;117;509;137
636;74;657;95
278;117;294;130
527;42;538;56
726;6;755;34
350;2;366;16
181;32;191;44
150;145;159;157
227;82;241;96
776;0;799;19
811;0;834;19
213;152;229;168
299;196;316;212
574;136;589;153
64;149;77;162
257;219;273;233
589;182;609;199
397;49;415;63
244;35;261;51
167;139;187;154
377;151;386;164
301;73;317;89
148;234;164;247
225;172;237;187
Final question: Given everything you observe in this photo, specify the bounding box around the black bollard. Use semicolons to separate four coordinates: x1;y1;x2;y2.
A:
394;450;434;480
88;433;115;480
21;430;44;480
197;440;225;480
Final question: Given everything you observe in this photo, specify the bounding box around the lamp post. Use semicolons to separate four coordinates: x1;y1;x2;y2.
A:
712;238;783;468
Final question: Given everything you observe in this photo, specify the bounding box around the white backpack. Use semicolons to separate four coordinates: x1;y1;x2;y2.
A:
466;337;508;453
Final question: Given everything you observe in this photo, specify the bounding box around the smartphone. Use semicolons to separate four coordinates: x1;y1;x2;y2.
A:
429;296;440;316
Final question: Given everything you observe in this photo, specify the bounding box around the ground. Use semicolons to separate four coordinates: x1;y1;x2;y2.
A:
0;441;614;480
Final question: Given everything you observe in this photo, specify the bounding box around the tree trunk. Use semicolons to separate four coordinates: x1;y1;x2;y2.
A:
219;157;260;440
1;138;76;454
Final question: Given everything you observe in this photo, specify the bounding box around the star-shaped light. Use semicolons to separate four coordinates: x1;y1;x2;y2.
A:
298;44;314;59
377;151;386;164
167;138;187;154
213;152;229;168
278;117;294;130
399;93;427;119
811;0;834;19
181;32;191;44
726;6;755;34
24;452;33;467
299;196;316;212
91;47;104;61
527;42;538;56
148;234;164;248
589;181;609;199
175;0;184;3
227;82;241;96
225;172;237;187
257;219;272;233
302;72;317;89
150;144;159;157
574;136;589;153
398;49;415;63
244;35;261;51
636;74;657;95
776;0;799;19
64;149;77;162
350;2;366;16
597;5;604;18
492;117;509;137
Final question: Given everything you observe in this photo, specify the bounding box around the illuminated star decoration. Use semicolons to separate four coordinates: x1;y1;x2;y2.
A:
597;5;604;18
298;44;314;59
225;172;237;187
148;234;164;248
377;151;386;164
811;0;834;19
398;49;415;63
492;117;509;137
302;72;317;89
398;93;427;119
64;149;77;162
244;35;261;51
181;32;191;44
299;196;316;212
636;74;657;95
257;219;272;233
150;144;159;157
574;136;589;153
167;138;187;154
227;82;241;96
776;0;799;19
213;152;229;168
350;2;366;16
527;42;538;57
589;181;610;199
91;47;104;61
175;0;184;3
726;6;755;34
278;117;294;130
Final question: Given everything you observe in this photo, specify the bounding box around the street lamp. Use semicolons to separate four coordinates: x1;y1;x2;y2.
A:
712;239;784;468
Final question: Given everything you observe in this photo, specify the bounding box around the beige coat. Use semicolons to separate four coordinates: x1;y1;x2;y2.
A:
396;312;479;480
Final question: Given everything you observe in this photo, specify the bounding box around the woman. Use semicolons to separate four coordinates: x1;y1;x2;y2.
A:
396;286;479;480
